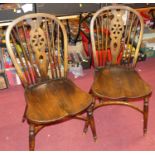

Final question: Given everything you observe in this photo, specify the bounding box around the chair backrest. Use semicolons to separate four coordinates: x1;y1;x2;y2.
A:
90;5;144;68
6;13;68;88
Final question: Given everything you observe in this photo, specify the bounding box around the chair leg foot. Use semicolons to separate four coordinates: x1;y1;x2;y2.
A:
22;116;26;123
143;97;149;135
143;129;147;136
29;124;35;151
83;119;89;134
88;112;97;141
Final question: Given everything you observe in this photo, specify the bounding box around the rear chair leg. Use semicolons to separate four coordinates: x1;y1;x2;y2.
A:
22;105;27;122
143;97;149;135
29;124;35;151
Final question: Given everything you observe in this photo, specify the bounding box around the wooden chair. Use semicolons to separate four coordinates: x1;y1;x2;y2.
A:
5;13;96;150
84;5;152;138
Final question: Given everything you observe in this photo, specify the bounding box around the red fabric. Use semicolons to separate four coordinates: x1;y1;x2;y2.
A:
96;47;125;66
117;46;124;64
96;49;112;66
23;67;36;85
139;11;151;23
81;27;124;67
80;31;91;57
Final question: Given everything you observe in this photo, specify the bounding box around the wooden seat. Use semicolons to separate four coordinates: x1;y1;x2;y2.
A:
5;13;96;150
92;66;152;99
25;79;92;123
83;5;152;139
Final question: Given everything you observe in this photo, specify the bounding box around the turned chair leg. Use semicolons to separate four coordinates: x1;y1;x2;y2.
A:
88;108;97;141
83;101;97;141
22;105;27;122
29;124;35;151
143;97;149;135
83;96;93;134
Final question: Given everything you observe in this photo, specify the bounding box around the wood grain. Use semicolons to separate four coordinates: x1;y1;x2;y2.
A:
6;13;94;150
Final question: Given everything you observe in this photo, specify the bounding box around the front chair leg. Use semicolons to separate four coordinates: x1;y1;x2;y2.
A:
88;108;97;141
143;97;149;135
22;105;27;122
83;90;93;134
83;100;97;141
29;124;35;151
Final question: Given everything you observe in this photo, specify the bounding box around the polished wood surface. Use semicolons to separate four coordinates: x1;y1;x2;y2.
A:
25;78;92;123
87;5;152;139
92;65;152;99
6;13;96;150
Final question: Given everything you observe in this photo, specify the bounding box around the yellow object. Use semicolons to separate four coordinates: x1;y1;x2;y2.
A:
15;44;22;54
127;44;136;52
2;40;6;43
